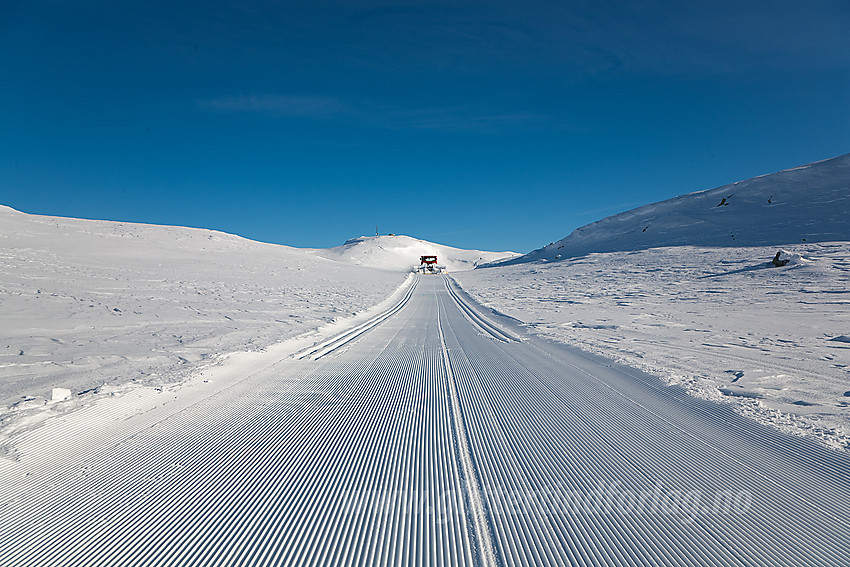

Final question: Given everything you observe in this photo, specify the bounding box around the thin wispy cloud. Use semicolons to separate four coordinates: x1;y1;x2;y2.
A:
199;94;351;118
340;1;850;78
199;94;560;133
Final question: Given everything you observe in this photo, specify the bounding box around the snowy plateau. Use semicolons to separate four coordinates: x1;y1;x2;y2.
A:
1;153;850;566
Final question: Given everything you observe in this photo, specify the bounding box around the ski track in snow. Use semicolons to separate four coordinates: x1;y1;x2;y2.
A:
2;276;850;566
437;302;497;567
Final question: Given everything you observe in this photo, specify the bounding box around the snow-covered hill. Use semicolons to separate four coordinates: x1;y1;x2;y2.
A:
0;205;409;416
497;152;850;265
456;152;850;451
314;234;518;272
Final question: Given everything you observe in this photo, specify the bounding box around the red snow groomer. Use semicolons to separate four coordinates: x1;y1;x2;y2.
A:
417;255;446;274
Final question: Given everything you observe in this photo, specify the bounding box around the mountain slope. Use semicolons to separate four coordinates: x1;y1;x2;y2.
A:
496;152;850;265
314;234;518;272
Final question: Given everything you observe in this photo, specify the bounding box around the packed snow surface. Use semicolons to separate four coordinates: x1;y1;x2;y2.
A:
497;152;850;265
314;233;518;272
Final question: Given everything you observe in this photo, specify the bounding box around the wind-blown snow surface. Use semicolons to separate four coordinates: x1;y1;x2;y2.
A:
0;205;408;427
454;242;850;451
316;234;518;272
460;153;850;449
496;152;850;265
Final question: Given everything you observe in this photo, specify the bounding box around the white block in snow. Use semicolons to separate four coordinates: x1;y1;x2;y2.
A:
51;388;72;402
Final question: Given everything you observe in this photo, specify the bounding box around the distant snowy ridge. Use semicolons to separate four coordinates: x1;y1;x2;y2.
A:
314;234;519;272
494;152;850;265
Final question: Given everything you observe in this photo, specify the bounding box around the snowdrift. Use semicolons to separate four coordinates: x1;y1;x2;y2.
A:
495;152;850;265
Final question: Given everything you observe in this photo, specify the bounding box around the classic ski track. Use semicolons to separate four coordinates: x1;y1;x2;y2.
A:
442;278;519;344
1;275;849;566
296;277;419;360
437;298;497;567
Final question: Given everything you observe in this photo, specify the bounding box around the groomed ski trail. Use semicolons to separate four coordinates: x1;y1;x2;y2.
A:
1;275;849;566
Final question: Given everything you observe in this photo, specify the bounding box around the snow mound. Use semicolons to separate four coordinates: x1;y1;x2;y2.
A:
314;234;519;272
495;152;850;265
771;249;808;267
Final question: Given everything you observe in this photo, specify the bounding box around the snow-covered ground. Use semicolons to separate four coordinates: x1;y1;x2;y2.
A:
457;153;850;451
455;243;850;450
7;274;850;567
0;207;409;433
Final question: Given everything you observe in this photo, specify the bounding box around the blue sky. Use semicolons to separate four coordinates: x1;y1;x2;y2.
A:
2;1;849;252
